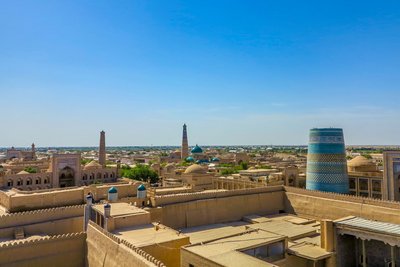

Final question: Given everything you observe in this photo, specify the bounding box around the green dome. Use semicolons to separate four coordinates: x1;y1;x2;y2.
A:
212;157;220;162
108;187;118;194
186;156;194;162
137;184;146;191
191;144;203;154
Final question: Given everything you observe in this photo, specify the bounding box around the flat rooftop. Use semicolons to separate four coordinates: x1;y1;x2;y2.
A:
184;230;284;267
182;213;326;264
247;214;318;241
112;223;187;247
92;202;149;217
288;241;332;261
181;222;251;244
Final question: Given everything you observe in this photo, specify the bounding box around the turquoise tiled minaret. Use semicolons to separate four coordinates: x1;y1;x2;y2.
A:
306;128;349;194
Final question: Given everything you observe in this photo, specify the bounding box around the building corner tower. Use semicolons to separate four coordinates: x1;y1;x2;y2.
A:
306;128;349;194
181;124;189;160
99;131;106;168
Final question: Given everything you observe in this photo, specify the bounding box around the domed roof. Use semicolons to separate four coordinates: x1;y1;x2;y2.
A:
17;170;30;175
84;161;102;170
348;156;374;167
211;157;220;162
191;144;203;154
108;187;118;194
186;156;194;162
184;164;206;174
137;184;146;191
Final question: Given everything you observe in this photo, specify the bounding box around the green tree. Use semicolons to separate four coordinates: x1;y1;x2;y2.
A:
121;164;159;183
81;159;92;165
240;162;248;170
24;166;37;173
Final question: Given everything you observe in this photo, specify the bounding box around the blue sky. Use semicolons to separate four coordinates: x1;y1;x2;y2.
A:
1;1;399;146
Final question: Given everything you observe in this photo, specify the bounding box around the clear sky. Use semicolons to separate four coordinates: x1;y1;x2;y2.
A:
1;1;399;147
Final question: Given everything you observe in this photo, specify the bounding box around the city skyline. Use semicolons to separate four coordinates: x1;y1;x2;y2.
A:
1;1;399;146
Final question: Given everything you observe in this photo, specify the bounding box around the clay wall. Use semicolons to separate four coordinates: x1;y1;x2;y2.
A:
158;188;285;229
1;182;142;212
86;221;165;267
8;188;83;212
0;216;82;239
0;190;10;208
0;232;86;267
152;186;283;206
284;187;400;224
0;205;84;229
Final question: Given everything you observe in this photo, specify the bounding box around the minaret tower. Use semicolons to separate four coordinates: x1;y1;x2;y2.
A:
99;131;106;168
31;143;36;160
181;124;189;160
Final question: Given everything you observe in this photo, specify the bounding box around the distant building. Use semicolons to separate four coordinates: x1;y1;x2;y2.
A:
306;128;349;194
6;143;36;161
383;151;400;201
347;156;383;199
0;131;117;190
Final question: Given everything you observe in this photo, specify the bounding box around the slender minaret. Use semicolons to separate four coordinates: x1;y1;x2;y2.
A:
99;131;106;168
181;124;189;159
31;143;36;160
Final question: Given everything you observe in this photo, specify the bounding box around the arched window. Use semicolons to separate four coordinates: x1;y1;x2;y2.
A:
44;178;48;184
26;178;32;185
110;173;114;178
90;173;94;180
97;173;102;179
104;173;108;179
17;179;22;186
7;180;13;187
82;174;88;180
36;177;41;185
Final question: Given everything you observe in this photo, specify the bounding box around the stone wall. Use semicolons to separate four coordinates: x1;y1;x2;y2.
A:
86;221;165;267
0;232;86;267
284;187;400;224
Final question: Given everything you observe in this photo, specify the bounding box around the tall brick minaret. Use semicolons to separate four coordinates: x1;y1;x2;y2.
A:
181;124;189;159
31;143;36;160
99;131;106;168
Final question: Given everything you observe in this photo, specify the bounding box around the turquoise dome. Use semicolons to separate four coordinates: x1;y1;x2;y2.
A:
191;144;203;154
211;157;220;162
137;184;146;191
186;156;194;162
108;187;118;194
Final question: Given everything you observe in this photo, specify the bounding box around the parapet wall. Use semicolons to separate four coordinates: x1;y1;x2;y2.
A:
0;232;86;267
1;181;142;212
284;187;400;224
285;186;400;209
152;186;284;207
7;187;83;212
0;204;84;229
86;221;165;267
158;187;285;229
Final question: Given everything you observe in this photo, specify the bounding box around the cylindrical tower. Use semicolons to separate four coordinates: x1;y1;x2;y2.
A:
306;128;349;194
99;131;106;168
181;124;189;160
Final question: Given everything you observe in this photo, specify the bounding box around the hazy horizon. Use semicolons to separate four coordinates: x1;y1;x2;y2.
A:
1;1;399;146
